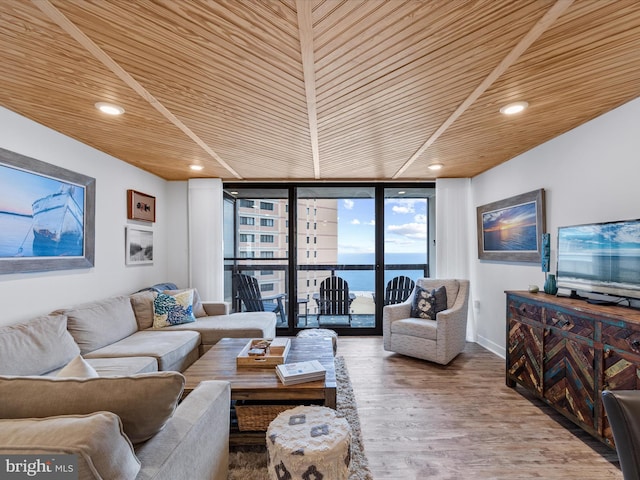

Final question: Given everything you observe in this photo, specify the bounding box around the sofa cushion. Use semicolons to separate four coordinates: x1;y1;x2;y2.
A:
0;314;80;376
84;330;200;371
151;311;277;346
0;371;185;444
153;290;196;328
87;357;159;376
410;286;436;320
57;355;99;378
46;357;159;377
165;288;208;318
53;296;139;355
130;290;157;330
0;412;140;480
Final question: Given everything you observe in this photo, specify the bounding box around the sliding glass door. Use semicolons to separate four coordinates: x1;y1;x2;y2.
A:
296;186;376;330
223;184;434;335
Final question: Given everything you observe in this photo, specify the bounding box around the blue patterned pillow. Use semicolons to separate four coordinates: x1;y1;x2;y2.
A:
152;290;196;328
410;286;436;320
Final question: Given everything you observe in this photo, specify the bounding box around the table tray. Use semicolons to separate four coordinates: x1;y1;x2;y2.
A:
236;338;291;368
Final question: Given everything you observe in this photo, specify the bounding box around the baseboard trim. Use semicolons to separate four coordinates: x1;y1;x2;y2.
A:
476;335;505;359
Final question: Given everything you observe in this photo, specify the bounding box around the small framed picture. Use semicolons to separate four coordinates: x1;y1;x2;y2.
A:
127;189;155;222
125;226;153;265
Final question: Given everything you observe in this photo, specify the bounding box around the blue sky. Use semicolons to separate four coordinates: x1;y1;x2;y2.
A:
337;198;428;255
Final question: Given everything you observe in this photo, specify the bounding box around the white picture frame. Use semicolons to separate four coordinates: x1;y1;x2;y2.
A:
125;226;153;265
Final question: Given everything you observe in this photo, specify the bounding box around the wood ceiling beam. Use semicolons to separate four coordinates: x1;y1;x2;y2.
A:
296;0;321;179
392;0;574;179
32;0;242;179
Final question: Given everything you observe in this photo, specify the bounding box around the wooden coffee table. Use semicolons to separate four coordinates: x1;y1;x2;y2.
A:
182;337;336;443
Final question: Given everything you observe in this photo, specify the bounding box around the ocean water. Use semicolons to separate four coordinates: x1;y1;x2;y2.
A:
0;212;34;257
483;224;537;252
336;252;428;292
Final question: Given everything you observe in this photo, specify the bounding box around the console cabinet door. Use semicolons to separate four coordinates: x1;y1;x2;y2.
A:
543;327;595;429
508;318;543;394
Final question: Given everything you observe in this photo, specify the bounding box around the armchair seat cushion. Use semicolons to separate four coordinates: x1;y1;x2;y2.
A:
391;318;437;341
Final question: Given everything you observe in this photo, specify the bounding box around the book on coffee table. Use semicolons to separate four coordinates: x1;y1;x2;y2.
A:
276;359;326;386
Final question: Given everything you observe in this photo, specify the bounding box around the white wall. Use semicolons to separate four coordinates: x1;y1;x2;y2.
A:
166;181;189;288
0;107;171;325
471;97;640;356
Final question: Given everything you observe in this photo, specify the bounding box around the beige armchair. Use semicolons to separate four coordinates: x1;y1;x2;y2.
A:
383;278;470;365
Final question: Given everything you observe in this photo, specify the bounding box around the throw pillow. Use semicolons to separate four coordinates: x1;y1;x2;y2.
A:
57;355;99;378
0;412;141;480
0;314;80;376
410;286;436;320
432;285;448;314
153;290;196;328
164;288;207;318
0;371;185;444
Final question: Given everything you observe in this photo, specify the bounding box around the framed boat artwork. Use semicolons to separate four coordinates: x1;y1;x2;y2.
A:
0;147;95;274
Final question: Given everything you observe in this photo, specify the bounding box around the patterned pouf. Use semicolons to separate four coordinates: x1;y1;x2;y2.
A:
296;328;338;355
267;405;351;480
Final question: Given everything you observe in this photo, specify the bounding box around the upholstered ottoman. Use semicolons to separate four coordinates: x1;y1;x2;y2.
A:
296;328;338;355
267;405;351;480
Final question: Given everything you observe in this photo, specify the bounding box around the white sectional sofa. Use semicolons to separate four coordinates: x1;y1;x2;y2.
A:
0;284;277;480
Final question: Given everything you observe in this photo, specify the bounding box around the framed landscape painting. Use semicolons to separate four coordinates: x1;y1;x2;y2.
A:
126;226;153;265
0;147;95;274
476;189;545;263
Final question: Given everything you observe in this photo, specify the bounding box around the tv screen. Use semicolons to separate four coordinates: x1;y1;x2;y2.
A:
557;219;640;300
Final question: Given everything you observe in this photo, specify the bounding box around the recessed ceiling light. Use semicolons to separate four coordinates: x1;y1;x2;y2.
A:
230;191;238;195
428;163;443;171
398;191;406;195
95;102;125;115
190;164;204;171
500;101;529;115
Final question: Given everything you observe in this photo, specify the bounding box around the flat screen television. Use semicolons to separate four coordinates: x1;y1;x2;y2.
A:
557;218;640;300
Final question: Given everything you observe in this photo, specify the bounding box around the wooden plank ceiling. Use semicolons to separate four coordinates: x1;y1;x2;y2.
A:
1;0;640;181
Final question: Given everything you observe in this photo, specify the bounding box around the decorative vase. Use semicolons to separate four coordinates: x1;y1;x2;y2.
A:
544;274;558;295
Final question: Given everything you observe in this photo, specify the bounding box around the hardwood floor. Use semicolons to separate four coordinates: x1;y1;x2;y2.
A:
338;337;622;480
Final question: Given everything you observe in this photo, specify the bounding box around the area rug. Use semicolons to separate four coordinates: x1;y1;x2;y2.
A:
228;356;374;480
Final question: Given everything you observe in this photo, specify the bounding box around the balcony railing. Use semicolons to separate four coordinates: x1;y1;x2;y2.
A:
224;259;427;328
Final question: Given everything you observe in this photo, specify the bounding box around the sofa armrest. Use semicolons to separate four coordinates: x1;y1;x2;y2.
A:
134;380;230;480
201;302;230;316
